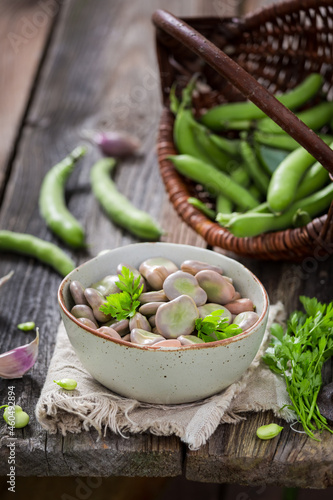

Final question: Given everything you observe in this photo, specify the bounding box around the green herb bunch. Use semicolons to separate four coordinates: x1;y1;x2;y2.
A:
195;310;242;343
263;296;333;440
99;266;143;321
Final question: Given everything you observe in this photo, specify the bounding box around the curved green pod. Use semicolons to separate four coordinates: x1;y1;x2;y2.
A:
90;158;162;241
39;146;87;248
200;74;323;130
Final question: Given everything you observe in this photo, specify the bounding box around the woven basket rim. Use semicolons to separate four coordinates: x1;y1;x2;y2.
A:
153;1;333;260
157;107;330;261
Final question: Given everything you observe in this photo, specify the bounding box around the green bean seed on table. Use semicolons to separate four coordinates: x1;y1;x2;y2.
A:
90;158;162;240
39;146;87;248
0;230;75;276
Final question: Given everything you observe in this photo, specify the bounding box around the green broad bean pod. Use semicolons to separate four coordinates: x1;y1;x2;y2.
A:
240;137;270;195
90;158;163;241
0;230;75;277
267;140;333;213
168;154;259;211
187;197;216;220
39;146;87;248
295;160;330;199
218;182;333;237
254;132;333;152
215;195;233;214
257;101;333;135
173;92;231;170
200;74;323;130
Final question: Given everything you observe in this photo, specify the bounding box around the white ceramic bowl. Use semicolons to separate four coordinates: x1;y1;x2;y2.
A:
58;243;269;404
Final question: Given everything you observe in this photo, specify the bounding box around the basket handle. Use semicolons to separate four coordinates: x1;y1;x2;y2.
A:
152;9;333;176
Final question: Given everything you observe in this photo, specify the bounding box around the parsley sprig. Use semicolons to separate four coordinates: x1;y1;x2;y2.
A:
195;310;242;342
263;296;333;440
99;266;143;321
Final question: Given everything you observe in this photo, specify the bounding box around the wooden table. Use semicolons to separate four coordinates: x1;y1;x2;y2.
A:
0;0;332;491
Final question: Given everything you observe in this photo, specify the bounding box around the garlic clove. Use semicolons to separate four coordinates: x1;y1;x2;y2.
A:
0;328;39;379
94;131;141;157
0;270;14;288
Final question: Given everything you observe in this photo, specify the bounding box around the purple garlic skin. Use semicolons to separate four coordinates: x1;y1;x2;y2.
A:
95;131;141;158
0;329;39;379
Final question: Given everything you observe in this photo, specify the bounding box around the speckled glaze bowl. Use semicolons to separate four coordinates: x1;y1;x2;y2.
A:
58;243;269;404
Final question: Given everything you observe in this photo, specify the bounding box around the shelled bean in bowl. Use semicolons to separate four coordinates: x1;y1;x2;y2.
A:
58;243;269;404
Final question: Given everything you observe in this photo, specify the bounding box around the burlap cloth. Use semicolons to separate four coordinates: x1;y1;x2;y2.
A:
35;302;295;450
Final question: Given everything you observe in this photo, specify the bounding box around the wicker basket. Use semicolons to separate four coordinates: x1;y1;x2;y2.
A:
152;0;333;261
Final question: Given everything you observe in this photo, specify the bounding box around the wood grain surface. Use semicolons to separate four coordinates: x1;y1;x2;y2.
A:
0;0;332;489
0;0;59;197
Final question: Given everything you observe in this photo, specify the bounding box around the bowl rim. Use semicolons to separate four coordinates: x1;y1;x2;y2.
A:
58;242;269;351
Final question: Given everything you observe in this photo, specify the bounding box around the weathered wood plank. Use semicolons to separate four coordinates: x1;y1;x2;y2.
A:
0;0;222;478
185;256;333;488
1;0;332;486
0;0;59;195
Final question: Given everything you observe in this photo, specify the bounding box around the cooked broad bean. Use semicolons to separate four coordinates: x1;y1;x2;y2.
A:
233;311;259;330
77;317;97;330
84;288;111;322
223;298;254;315
180;259;223;276
71;304;98;327
129;312;151;332
68;257;259;348
70;280;88;305
196;270;235;305
163;271;207;306
96;326;122;340
139;258;178;290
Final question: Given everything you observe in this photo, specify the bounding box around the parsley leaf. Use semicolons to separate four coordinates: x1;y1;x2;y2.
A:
99;266;143;321
263;296;333;440
195;310;242;342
